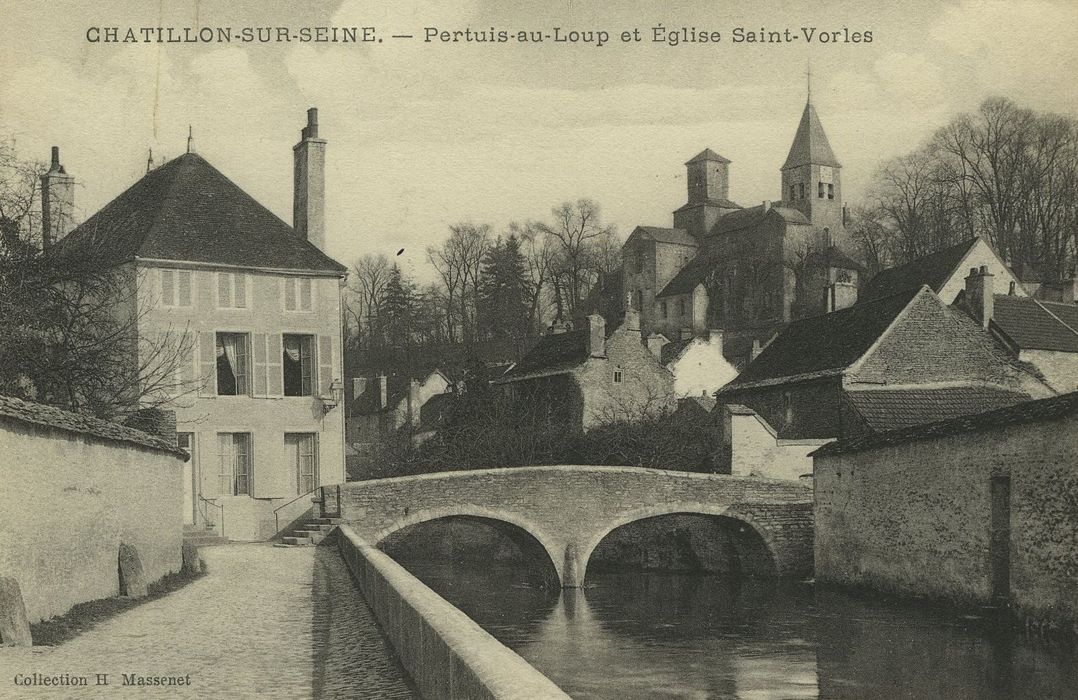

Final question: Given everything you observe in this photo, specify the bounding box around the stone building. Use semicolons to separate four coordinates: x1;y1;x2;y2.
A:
45;109;348;541
954;266;1078;393
714;285;1053;479
623;96;863;342
495;310;675;432
813;391;1078;628
652;329;739;398
346;369;451;450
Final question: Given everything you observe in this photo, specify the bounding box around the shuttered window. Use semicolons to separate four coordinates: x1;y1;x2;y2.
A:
216;433;251;496
283;277;314;312
217;272;249;309
317;335;335;397
160;269;193;308
283;334;314;396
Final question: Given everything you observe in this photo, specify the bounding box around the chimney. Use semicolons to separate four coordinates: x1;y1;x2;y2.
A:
352;377;368;400
827;282;858;312
377;375;387;410
762;200;771;212
965;265;994;329
751;339;763;361
646;333;668;359
708;329;724;356
680;327;693;341
587;314;606;357
40;146;76;248
293;107;326;251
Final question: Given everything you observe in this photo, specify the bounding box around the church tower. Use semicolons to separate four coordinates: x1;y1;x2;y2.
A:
780;90;845;241
673;149;740;239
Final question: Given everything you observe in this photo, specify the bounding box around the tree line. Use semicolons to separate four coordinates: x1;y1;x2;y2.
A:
852;97;1078;281
345;199;621;362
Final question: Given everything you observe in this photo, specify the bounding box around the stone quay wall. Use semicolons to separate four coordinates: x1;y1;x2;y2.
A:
0;398;186;626
336;526;570;699
814;407;1078;627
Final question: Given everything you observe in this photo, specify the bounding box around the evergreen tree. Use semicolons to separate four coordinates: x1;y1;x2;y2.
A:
379;265;418;348
478;234;533;343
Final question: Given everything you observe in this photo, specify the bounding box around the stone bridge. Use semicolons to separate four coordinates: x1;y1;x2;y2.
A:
334;466;813;587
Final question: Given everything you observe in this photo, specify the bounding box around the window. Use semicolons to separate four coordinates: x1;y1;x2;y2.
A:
216;433;251;496
818;182;825;198
827;183;835;200
286;433;318;494
613;367;623;384
216;332;250;395
217;272;248;309
798;183;805;200
633;249;645;274
282;334;314;396
660;300;667;318
789;184;796;201
161;269;192;307
679;298;687;316
283;277;313;312
635;290;643;311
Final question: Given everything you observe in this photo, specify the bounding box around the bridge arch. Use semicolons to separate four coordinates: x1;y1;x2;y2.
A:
577;503;780;584
368;505;567;586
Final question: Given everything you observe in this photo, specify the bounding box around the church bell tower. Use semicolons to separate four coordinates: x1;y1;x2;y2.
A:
780;75;844;240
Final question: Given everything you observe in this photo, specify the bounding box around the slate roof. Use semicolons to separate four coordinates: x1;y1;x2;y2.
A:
673;198;743;214
814;390;1078;457
1042;301;1078;332
630;226;698;246
992;296;1078;352
50;153;347;274
660;337;694;365
861;239;978;302
845;386;1031;434
498;329;590;381
720;287;921;391
687;148;731;164
350;375;412;415
782;101;842;170
0;394;188;457
714;203;809;235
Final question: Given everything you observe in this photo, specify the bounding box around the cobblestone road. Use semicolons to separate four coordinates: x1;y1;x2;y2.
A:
0;543;417;699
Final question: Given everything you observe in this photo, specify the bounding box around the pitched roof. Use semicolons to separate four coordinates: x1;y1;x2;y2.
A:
782;101;841;170
814;390;1078;457
673;198;743;214
991;295;1078;352
0;394;187;457
720;287;921;391
629;226;698;247
51;153;346;274
660;337;694;365
417;392;454;432
350;375;413;415
1041;301;1078;332
687;148;731;164
498;329;590;381
861;239;979;302
714;203;809;235
845;385;1031;434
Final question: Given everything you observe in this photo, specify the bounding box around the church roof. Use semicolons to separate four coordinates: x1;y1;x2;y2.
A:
50;153;347;274
861;238;979;302
687;148;731;164
782;101;842;171
629;226;698;247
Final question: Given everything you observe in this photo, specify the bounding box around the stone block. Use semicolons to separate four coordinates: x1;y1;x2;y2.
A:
118;543;148;597
0;577;32;646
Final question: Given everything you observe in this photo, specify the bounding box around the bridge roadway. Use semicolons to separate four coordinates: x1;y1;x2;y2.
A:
334;465;814;587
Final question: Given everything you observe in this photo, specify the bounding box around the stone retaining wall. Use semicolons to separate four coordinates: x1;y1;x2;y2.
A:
336;526;569;699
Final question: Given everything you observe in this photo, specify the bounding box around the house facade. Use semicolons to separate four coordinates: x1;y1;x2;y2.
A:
495;310;675;431
652;329;739;398
45;109;348;541
346;370;452;450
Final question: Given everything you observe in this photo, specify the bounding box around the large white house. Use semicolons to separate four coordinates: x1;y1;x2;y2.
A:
44;109;348;540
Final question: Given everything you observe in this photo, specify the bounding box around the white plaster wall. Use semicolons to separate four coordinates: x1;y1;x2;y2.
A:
670;340;739;398
0;420;184;623
730;413;828;481
937;239;1025;303
1021;349;1078;393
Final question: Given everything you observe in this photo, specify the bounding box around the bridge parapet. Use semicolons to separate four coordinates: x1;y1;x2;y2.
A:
337;466;813;586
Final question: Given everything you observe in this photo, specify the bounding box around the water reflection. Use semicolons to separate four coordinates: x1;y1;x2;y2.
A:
397;560;1078;699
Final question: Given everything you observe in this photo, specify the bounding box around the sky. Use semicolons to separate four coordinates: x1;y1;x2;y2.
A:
2;0;1077;281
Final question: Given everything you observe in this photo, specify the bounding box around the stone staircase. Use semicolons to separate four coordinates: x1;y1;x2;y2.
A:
276;516;340;547
183;522;228;547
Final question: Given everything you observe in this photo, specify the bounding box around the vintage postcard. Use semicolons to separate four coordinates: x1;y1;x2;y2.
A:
1;0;1077;698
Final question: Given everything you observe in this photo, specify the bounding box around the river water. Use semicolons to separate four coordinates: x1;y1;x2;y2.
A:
396;559;1078;699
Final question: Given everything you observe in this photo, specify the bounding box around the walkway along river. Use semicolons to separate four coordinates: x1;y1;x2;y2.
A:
386;517;1078;700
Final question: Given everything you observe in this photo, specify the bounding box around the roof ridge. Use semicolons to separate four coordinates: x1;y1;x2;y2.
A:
1033;297;1078;338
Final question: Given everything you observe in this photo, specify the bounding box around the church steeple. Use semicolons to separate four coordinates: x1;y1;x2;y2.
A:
780;89;844;236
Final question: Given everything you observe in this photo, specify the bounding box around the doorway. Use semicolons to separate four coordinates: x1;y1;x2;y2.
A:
285;433;318;495
178;432;197;525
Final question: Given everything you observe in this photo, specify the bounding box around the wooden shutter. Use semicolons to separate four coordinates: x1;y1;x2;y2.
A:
234;274;247;308
318;335;334;396
252;333;268;396
161;269;175;306
266;334;283;396
179;332;195;394
178;271;192;307
299;279;312;311
284;278;296;311
217;273;230;308
198;331;217;396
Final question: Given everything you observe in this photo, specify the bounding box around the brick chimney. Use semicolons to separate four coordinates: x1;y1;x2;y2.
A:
293;107;326;251
965;265;994;329
587;314;606;357
41;146;76;248
646;333;668;359
827;282;858;312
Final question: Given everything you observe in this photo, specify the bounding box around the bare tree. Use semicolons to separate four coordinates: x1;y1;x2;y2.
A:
538;199;616;318
346;253;391;348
